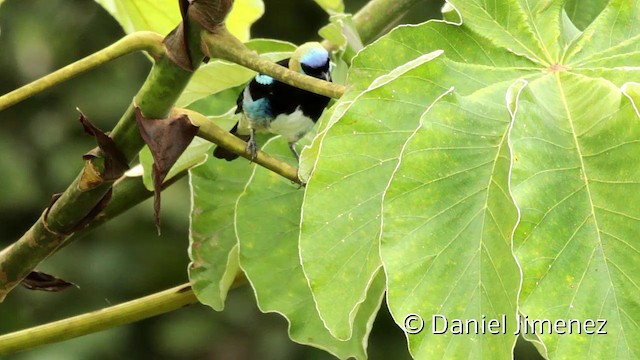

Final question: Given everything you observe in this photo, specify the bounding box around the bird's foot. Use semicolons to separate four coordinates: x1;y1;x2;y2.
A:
288;142;300;162
246;138;258;162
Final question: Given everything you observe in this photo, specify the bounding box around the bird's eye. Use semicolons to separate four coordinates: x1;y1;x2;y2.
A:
301;63;313;75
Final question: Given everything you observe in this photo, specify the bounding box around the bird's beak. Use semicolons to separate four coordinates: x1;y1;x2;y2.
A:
321;71;330;82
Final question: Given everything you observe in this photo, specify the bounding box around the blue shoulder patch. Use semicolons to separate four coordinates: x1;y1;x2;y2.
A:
301;48;329;68
255;74;274;85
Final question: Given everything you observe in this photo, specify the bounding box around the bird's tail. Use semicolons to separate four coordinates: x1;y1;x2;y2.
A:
213;122;250;161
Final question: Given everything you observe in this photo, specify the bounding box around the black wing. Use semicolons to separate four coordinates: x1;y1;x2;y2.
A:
235;58;290;114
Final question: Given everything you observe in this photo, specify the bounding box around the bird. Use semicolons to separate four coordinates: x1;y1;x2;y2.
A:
213;42;332;162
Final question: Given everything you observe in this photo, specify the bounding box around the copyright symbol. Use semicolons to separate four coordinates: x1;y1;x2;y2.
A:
403;313;424;334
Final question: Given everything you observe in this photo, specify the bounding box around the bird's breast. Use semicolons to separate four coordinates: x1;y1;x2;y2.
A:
268;107;315;143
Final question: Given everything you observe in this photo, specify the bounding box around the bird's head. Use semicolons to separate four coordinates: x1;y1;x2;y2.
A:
289;42;331;82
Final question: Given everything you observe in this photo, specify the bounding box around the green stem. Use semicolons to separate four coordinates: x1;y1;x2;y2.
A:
202;28;346;99
0;40;202;302
351;0;424;44
0;284;197;355
0;276;247;356
0;0;427;345
61;171;186;248
0;31;165;112
184;109;302;184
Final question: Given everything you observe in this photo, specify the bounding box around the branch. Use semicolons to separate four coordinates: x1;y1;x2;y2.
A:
0;275;247;356
0;0;430;351
201;0;425;99
0;32;165;112
183;109;302;184
202;28;347;99
0;32;204;301
351;0;423;44
1;283;171;354
0;284;195;355
59;171;186;250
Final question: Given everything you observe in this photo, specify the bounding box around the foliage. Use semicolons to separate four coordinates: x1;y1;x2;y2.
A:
1;0;639;359
190;0;640;358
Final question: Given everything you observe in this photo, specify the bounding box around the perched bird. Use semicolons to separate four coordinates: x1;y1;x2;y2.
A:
213;42;332;161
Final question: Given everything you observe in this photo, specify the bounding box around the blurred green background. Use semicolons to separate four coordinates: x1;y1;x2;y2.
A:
0;1;541;359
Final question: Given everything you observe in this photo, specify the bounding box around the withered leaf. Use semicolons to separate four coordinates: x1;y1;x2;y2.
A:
79;110;129;190
164;0;231;70
135;107;199;234
164;22;194;71
179;0;189;20
21;271;78;292
188;0;235;33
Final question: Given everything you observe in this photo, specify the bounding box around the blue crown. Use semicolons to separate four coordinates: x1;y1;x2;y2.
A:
301;48;329;68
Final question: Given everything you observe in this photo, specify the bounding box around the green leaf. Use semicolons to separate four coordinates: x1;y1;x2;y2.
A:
177;40;295;108
300;16;534;342
299;51;450;341
319;14;363;52
188;135;252;311
299;0;640;358
187;85;244;117
94;0;263;41
94;0;178;35
225;0;264;42
381;82;523;358
565;0;640;67
512;74;640;359
448;0;549;64
236;139;384;359
314;0;344;15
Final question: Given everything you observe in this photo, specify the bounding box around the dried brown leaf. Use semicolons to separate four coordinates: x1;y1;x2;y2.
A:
21;271;78;292
135;107;199;234
78;110;129;191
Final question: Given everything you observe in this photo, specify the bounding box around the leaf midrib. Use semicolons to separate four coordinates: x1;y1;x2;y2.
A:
554;73;631;353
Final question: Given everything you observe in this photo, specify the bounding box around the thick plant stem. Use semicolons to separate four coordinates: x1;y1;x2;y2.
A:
0;31;165;112
0;50;201;302
0;0;429;342
0;284;197;355
59;171;186;249
203;28;347;100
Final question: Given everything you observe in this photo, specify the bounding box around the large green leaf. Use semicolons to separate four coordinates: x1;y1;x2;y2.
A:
225;0;264;42
188;133;251;311
299;15;533;344
512;75;640;359
94;0;178;35
381;82;523;358
299;51;448;341
94;0;263;41
236;139;384;359
297;0;640;358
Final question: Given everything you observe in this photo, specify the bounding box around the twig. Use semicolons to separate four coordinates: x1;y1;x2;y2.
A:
0;32;165;112
0;46;201;302
352;0;423;44
182;109;301;184
202;28;347;100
